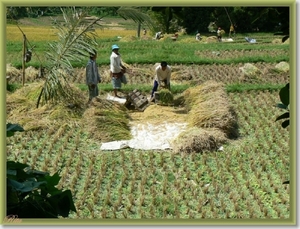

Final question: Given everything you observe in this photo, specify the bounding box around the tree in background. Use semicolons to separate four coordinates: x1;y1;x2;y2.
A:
149;7;184;34
181;7;215;34
6;6;290;35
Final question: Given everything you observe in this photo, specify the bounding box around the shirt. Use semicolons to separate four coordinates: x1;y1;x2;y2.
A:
110;52;123;73
155;65;171;85
86;59;101;85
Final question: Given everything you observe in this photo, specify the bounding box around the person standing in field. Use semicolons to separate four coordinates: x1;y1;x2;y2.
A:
229;24;235;38
217;27;222;42
110;44;127;98
86;50;101;105
143;28;147;36
150;61;171;102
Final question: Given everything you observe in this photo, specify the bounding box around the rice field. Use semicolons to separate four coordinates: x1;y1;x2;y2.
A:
6;88;290;219
5;19;292;223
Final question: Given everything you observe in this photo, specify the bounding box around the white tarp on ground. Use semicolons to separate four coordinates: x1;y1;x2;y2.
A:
106;94;127;104
100;122;187;150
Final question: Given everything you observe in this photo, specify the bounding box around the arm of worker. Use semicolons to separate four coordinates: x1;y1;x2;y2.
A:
166;67;171;85
155;69;162;86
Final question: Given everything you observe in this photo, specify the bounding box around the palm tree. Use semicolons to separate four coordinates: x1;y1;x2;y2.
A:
36;7;101;108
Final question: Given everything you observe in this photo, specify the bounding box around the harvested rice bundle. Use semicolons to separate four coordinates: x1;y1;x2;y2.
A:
25;66;39;81
158;88;173;105
183;80;238;138
183;80;225;110
6;63;21;82
6;82;87;131
82;99;131;142
171;127;227;154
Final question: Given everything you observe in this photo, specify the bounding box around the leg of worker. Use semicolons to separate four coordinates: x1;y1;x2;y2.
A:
151;80;159;98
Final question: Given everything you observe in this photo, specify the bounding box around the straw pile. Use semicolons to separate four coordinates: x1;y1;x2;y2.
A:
6;64;42;83
81;99;131;142
206;36;218;43
6;82;86;131
6;82;131;141
184;80;238;137
239;63;261;83
171;127;227;154
129;104;188;125
172;80;238;154
6;64;21;82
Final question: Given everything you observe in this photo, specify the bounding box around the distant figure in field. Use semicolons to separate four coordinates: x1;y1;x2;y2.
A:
217;27;222;42
155;31;162;40
143;28;147;36
196;32;201;40
229;24;235;38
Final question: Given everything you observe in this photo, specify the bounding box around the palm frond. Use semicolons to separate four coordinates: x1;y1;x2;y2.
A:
117;6;155;30
37;7;101;107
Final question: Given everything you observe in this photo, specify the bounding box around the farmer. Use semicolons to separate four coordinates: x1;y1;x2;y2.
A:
143;28;147;36
155;31;162;40
217;27;222;42
86;50;101;105
110;44;127;97
229;24;235;38
150;61;171;102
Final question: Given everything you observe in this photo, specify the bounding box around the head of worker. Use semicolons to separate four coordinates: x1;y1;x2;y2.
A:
112;44;120;54
89;49;97;59
160;61;168;71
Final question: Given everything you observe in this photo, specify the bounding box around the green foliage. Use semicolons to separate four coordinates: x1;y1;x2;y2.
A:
7;83;22;92
275;83;289;128
7;162;76;218
6;123;24;137
6;124;76;218
226;83;285;93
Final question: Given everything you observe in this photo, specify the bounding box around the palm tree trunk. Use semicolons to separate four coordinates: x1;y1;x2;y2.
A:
137;22;141;37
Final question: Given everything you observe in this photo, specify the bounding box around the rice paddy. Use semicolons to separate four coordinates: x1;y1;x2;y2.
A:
5;17;292;222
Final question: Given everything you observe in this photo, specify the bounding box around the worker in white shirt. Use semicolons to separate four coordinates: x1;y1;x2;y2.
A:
155;31;162;40
110;44;127;97
150;61;171;101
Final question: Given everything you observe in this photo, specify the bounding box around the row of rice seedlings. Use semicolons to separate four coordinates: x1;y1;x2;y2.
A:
224;94;289;217
55;148;79;190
